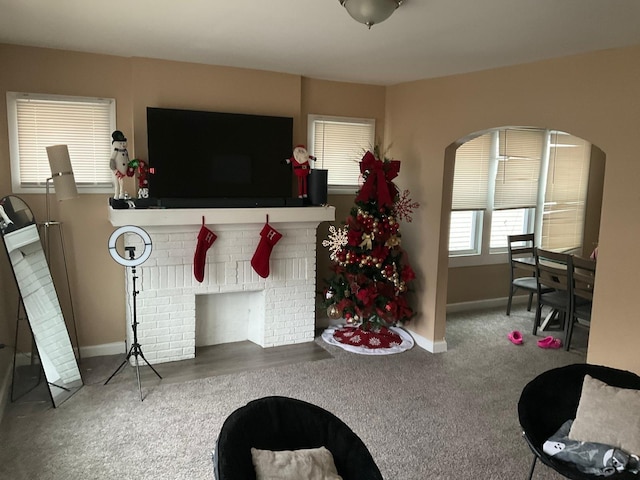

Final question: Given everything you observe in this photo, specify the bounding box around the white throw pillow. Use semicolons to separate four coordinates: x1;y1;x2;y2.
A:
251;446;343;480
568;374;640;456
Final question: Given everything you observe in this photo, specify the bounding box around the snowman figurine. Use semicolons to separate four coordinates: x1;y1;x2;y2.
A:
109;130;130;199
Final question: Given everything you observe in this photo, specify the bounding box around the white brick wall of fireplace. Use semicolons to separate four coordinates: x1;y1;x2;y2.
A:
108;206;335;364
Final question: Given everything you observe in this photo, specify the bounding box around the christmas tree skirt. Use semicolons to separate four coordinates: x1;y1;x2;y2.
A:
321;325;414;355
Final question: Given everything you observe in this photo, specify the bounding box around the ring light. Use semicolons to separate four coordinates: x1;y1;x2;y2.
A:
108;225;152;267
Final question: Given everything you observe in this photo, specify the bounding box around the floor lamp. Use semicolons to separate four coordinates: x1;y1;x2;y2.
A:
43;145;81;360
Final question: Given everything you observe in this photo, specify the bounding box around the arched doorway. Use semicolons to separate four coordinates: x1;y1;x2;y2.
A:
441;126;605;351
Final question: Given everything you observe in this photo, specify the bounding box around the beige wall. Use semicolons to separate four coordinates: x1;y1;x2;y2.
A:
0;45;133;350
2;42;639;375
386;45;640;374
0;44;386;353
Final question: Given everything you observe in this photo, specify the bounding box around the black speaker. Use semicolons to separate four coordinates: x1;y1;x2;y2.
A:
308;169;328;205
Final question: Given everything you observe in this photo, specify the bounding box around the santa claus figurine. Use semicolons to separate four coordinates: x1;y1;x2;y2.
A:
286;145;316;198
109;130;130;199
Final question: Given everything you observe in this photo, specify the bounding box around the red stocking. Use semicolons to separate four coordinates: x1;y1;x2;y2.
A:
193;224;217;283
251;223;282;278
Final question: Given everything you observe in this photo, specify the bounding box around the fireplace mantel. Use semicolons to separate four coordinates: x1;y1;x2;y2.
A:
108;205;336;227
107;204;335;364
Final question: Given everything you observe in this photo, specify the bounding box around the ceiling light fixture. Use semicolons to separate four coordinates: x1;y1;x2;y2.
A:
339;0;402;29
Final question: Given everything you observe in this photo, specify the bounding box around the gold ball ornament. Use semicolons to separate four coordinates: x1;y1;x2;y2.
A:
327;304;342;320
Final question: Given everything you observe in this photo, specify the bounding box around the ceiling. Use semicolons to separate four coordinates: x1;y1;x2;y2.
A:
1;0;639;86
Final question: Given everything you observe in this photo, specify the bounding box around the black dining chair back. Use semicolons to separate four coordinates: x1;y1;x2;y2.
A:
507;233;538;315
565;255;596;350
533;248;572;335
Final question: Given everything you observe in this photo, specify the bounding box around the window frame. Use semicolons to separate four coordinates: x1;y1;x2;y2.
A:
307;114;375;195
6;91;117;195
449;128;590;268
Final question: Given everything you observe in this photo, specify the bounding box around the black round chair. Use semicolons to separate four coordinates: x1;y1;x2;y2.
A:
213;396;383;480
518;363;640;480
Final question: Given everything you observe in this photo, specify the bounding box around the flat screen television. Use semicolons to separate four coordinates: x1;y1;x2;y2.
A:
146;107;295;207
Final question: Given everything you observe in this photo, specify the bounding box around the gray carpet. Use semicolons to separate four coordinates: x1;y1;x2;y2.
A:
0;305;587;479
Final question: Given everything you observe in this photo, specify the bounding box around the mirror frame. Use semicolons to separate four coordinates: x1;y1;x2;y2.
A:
0;195;83;407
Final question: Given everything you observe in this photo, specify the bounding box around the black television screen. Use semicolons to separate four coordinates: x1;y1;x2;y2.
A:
146;107;293;204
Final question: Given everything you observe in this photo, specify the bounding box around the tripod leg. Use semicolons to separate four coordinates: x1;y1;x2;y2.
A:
137;349;162;379
104;344;135;385
134;355;143;402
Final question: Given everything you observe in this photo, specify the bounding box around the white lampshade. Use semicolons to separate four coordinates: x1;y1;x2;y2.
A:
340;0;402;28
46;145;78;201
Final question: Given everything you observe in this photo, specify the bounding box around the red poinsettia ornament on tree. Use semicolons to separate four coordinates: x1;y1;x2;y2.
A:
322;149;419;335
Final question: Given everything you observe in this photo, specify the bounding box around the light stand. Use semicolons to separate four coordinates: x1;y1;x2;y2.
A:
105;226;161;401
43;145;81;361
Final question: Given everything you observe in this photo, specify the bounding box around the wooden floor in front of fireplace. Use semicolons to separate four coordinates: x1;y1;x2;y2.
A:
82;336;333;387
7;336;333;414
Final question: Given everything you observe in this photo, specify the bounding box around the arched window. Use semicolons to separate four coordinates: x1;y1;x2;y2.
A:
449;128;591;262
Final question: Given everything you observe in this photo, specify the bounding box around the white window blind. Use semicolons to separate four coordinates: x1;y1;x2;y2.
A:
308;115;375;188
449;210;479;253
7;92;115;193
450;127;591;261
542;133;591;251
489;208;529;249
494;129;544;209
451;133;491;210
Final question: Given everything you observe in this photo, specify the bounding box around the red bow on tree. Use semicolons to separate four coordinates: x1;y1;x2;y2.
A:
356;151;400;207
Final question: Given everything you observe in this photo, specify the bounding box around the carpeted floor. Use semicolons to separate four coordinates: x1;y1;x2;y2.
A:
0;305;587;479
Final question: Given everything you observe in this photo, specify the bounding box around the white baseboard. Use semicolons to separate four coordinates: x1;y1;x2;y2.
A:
406;296;530;354
446;295;528;314
83;300;526;359
80;341;126;358
406;328;448;354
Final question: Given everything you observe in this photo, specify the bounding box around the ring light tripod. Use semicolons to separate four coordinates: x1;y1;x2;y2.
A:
105;225;161;401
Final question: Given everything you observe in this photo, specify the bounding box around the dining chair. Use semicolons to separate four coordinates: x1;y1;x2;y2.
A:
565;255;596;351
533;248;572;336
507;233;541;315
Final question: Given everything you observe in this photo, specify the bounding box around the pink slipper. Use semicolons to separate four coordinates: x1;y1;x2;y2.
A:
508;330;523;345
537;336;554;347
537;336;562;349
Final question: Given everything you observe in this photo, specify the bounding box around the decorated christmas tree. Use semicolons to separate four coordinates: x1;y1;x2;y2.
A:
322;149;419;336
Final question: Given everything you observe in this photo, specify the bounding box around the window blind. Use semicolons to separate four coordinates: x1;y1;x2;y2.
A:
451;132;491;210
309;116;375;187
542;133;591;250
12;93;115;188
494;129;544;209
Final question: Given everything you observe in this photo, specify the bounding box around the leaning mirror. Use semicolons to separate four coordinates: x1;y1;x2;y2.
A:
0;195;82;407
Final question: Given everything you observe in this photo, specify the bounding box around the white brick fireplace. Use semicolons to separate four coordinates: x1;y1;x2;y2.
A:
108;206;335;364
